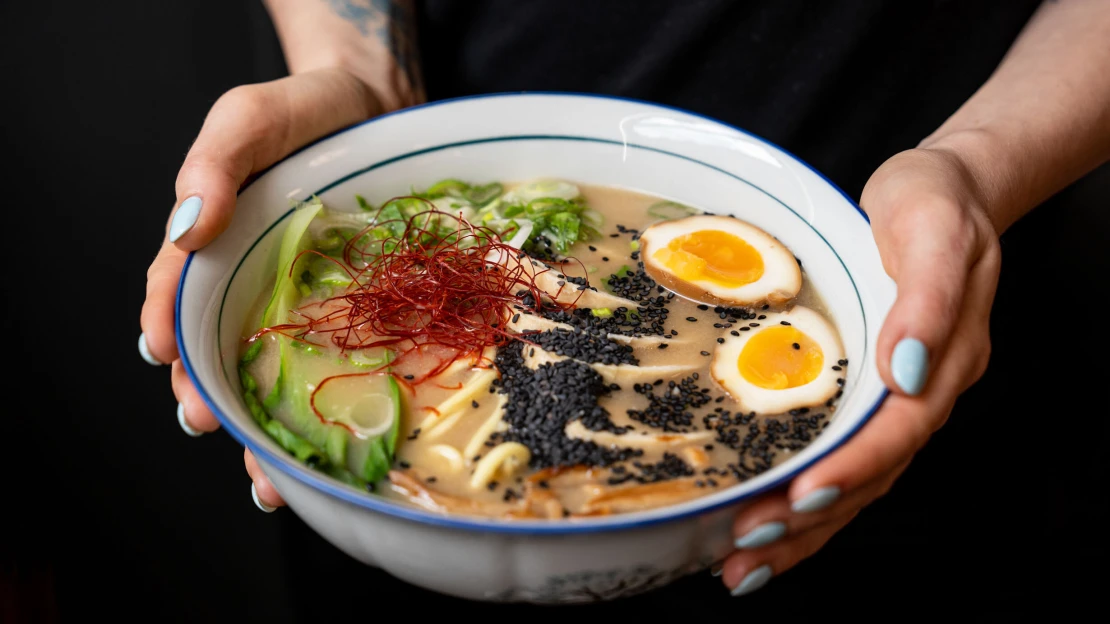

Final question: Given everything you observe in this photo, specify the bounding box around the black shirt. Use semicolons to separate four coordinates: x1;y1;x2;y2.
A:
418;0;1040;197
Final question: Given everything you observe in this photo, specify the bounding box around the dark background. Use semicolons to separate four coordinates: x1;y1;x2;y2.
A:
3;1;1107;620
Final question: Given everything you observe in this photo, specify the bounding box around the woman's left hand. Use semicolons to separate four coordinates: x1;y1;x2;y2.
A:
719;146;1002;596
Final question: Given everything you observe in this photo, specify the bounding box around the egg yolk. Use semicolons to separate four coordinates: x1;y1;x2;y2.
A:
738;326;823;390
652;230;764;287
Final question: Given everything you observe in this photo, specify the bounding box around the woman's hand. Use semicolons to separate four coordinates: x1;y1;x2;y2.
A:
719;146;1002;595
139;67;382;511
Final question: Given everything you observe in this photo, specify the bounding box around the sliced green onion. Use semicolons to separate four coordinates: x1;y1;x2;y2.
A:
581;208;604;229
426;179;470;198
647;201;697;220
630;240;640;251
350;349;391;368
591;307;613;318
463;182;503;206
506;179;580;203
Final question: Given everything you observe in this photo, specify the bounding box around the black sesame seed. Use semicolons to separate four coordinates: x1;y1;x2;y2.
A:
838;359;848;366
701;351;711;356
792;343;800;350
832;365;842;371
658;343;669;349
697;304;709;310
399;461;411;468
403;374;415;380
717;337;725;344
731;331;740;336
512;313;521;324
780;321;791;326
471;400;480;409
686;317;698;322
588;245;597;252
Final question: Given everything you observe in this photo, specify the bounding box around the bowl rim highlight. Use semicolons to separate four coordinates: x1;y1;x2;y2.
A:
175;91;890;534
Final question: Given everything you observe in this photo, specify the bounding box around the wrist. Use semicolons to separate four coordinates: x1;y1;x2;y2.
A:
291;43;415;113
918;127;1022;237
264;0;422;113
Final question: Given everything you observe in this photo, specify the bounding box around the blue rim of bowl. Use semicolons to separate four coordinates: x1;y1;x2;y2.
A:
176;92;889;534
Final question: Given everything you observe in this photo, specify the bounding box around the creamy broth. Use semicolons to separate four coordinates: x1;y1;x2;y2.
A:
238;181;846;519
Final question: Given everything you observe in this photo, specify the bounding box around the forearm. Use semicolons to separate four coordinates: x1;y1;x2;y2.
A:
262;0;425;112
919;0;1110;234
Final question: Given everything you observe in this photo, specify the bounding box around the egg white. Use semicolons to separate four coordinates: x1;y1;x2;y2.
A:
711;306;845;414
639;215;802;307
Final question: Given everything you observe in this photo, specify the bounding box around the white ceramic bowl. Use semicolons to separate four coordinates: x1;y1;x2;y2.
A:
177;93;895;603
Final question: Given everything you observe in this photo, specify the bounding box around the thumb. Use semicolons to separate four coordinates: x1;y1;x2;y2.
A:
143;69;380;363
167;68;380;250
870;198;980;397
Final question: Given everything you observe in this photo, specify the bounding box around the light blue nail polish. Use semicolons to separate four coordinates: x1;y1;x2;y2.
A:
169;196;202;242
891;337;928;395
731;564;773;597
177;403;203;437
252;483;277;513
735;521;786;549
791;486;840;513
138;333;163;366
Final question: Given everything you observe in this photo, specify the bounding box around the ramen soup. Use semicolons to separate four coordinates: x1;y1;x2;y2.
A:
238;179;848;519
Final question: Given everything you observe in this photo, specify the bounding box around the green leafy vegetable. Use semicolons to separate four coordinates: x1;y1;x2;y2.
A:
261;199;324;327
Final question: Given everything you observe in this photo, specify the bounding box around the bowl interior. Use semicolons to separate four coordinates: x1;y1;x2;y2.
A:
177;93;895;532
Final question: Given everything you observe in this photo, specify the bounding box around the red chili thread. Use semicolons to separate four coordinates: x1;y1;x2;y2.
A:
251;201;585;430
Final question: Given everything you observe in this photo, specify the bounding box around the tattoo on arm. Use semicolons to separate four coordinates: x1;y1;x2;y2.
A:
327;0;424;102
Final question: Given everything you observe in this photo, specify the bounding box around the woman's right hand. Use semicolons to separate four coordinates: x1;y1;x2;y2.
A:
139;67;384;511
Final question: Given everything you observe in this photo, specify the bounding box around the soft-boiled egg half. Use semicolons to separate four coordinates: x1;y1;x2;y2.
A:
711;306;845;414
639;215;802;307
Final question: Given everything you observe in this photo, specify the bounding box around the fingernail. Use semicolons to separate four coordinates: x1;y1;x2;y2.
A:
735;521;787;549
251;483;277;513
177;402;203;437
138;332;164;366
891;337;928;395
791;485;840;513
710;563;723;577
730;564;773;597
169;196;202;242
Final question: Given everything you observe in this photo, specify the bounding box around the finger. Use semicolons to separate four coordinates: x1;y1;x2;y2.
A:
168;68;379;250
870;196;979;396
169;360;220;436
139;242;188;365
720;511;857;596
245;448;287;511
788;247;999;508
731;460;909;549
